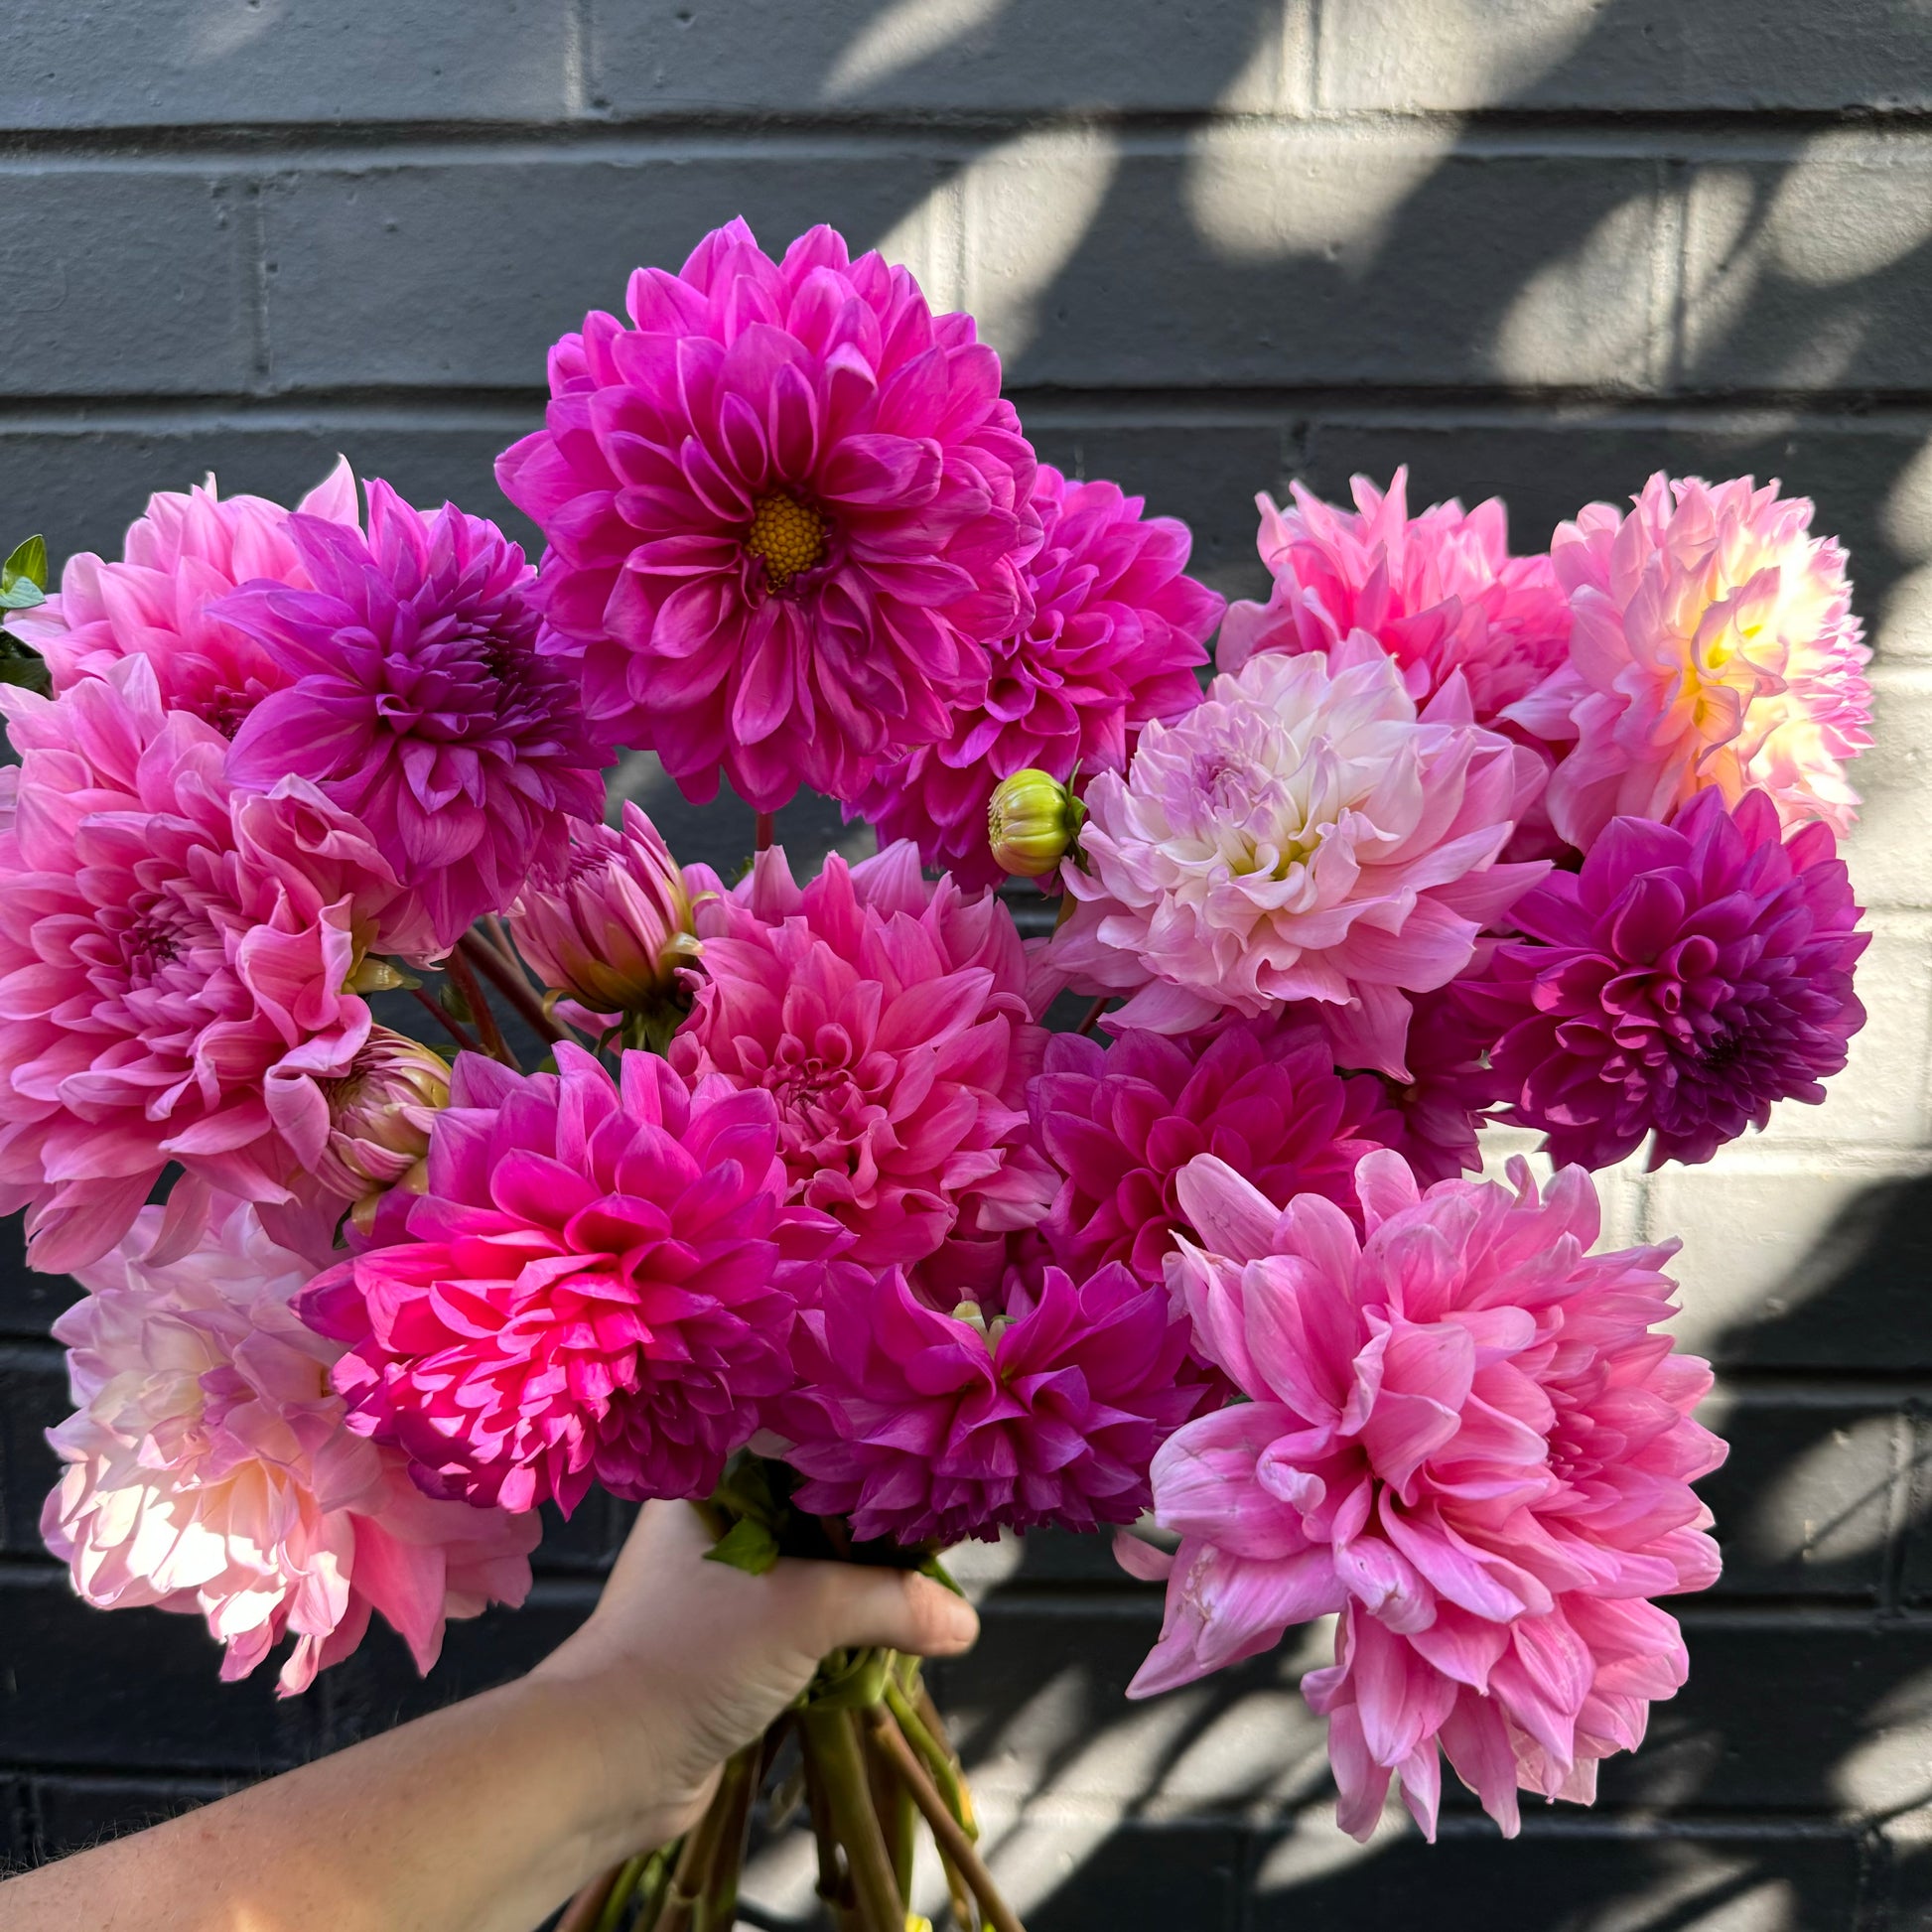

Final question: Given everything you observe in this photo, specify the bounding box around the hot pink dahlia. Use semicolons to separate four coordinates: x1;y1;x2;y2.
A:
1218;470;1572;727
1028;1018;1399;1287
494;218;1041;812
1513;473;1871;848
42;1196;536;1696
1126;1149;1725;1842
1354;976;1494;1185
215;481;605;956
300;1045;842;1515
851;465;1223;888
1464;787;1867;1171
6;459;359;731
670;841;1055;1273
1046;637;1549;1075
779;1256;1211;1546
0;659;405;1272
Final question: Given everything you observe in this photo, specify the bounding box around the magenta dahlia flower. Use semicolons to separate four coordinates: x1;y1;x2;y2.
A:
215;481;605;956
1512;473;1871;848
494;218;1042;812
43;1196;537;1696
300;1045;842;1515
1046;637;1549;1074
1356;977;1494;1184
670;841;1054;1274
779;1256;1212;1545
1218;470;1572;726
1028;1018;1399;1287
1465;787;1866;1170
0;659;409;1272
1126;1149;1725;1842
6;459;358;731
851;464;1222;888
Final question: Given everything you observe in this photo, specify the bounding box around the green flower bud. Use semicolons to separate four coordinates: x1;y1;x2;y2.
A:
987;768;1086;878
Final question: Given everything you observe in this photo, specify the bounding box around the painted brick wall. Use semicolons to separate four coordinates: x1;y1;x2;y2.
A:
3;5;1931;1926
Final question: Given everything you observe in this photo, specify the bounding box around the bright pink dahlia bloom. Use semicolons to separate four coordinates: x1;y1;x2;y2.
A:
495;218;1041;812
852;464;1223;888
670;842;1054;1274
1465;787;1867;1171
42;1197;536;1696
1218;470;1572;727
216;481;605;956
1126;1150;1725;1842
300;1045;841;1515
1513;473;1871;848
1046;638;1549;1075
6;459;359;730
0;659;408;1272
780;1256;1211;1545
508;801;701;1013
1028;1019;1399;1287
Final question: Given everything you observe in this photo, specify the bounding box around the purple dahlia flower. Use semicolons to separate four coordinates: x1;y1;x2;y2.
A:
494;218;1042;813
1466;787;1867;1169
216;481;605;957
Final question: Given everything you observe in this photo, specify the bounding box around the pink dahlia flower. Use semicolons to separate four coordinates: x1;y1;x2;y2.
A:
0;659;405;1272
1465;787;1867;1170
42;1197;536;1696
1355;977;1494;1185
670;841;1054;1273
216;481;605;956
851;464;1223;888
508;801;701;1014
6;459;359;731
1218;469;1572;726
1046;638;1549;1075
1126;1149;1725;1842
1513;473;1871;848
300;1045;842;1515
780;1256;1212;1546
1028;1018;1399;1287
494;218;1041;812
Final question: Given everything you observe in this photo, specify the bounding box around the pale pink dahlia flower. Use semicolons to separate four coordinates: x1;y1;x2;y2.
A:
1219;469;1572;726
1046;638;1549;1076
494;218;1041;812
1512;473;1870;848
1125;1150;1725;1842
1028;1018;1399;1287
1466;787;1867;1171
215;481;605;956
780;1256;1212;1546
0;659;405;1272
508;801;701;1014
42;1197;536;1696
6;459;359;731
852;464;1223;888
300;1046;843;1515
670;842;1055;1273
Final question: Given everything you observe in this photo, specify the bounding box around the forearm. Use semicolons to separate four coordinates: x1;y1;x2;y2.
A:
1;1670;672;1932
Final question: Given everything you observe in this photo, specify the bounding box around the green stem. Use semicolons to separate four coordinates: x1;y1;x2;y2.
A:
458;929;569;1047
653;1745;758;1932
592;1852;649;1932
886;1679;976;1843
441;940;518;1067
698;1743;758;1932
798;1707;904;1932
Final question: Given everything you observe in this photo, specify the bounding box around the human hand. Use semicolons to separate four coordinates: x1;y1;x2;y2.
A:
530;1500;980;1849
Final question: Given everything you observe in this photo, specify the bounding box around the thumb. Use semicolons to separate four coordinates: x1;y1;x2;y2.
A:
804;1562;981;1659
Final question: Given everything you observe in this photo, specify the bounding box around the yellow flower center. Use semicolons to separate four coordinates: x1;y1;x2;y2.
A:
744;490;827;591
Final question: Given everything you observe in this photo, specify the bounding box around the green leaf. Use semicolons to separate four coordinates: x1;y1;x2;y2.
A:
2;535;48;595
0;642;50;695
0;581;45;612
703;1518;781;1576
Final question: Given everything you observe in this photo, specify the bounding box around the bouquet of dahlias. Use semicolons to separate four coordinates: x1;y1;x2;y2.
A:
3;216;1873;1930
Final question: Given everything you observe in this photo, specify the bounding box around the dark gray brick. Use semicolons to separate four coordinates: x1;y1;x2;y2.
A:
0;1351;66;1560
0;1573;317;1775
259;155;951;390
1321;0;1932;112
591;0;1290;116
0;171;254;398
24;1774;229;1863
0;1218;78;1345
0;2;573;129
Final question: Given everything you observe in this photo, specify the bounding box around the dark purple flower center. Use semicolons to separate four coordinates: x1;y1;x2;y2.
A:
744;490;827;593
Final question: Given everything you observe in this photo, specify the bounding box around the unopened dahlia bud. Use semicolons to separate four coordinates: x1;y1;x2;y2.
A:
987;768;1086;878
315;1029;451;1232
509;803;702;1013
